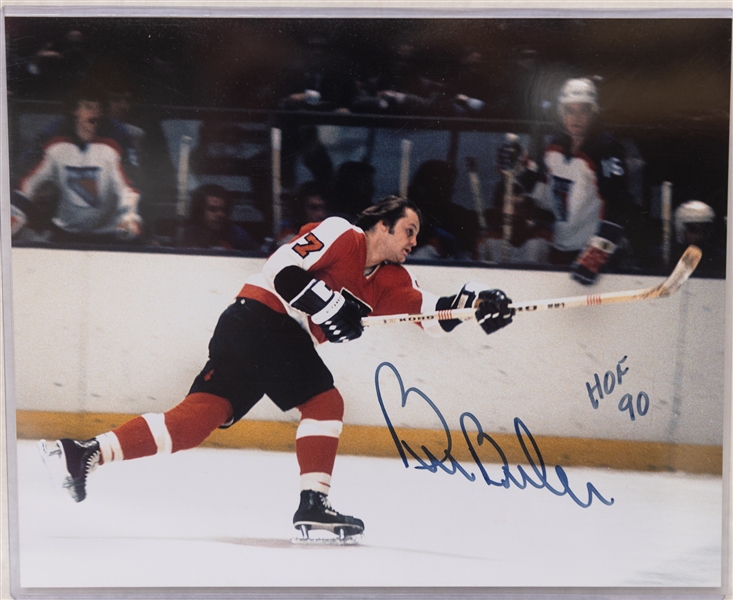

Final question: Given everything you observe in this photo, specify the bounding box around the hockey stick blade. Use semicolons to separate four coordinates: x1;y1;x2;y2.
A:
362;245;702;326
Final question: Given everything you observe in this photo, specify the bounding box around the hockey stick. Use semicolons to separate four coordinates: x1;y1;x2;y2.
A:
399;139;412;198
501;133;522;262
661;180;673;268
466;157;487;232
362;245;702;327
175;135;193;245
271;127;283;239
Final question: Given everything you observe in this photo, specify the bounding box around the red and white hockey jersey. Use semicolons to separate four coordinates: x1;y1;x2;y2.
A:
18;135;140;235
239;217;443;343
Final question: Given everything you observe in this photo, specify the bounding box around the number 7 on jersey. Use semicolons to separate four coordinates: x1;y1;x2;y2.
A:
293;232;325;258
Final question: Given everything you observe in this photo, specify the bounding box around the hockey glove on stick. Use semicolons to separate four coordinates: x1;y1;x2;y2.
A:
275;266;371;342
571;221;624;285
437;282;499;332
475;289;515;335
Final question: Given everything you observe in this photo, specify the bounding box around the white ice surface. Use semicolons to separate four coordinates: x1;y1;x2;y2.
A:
14;440;723;590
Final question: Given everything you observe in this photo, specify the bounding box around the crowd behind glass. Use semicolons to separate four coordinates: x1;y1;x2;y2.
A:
6;19;728;279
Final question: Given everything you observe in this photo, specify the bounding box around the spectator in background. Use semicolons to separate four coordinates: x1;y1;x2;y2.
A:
11;79;143;244
101;64;179;242
138;31;200;106
274;34;347;193
106;75;144;172
442;49;489;117
408;159;480;260
181;184;259;252
363;43;445;116
278;181;331;245
276;34;357;113
19;28;94;100
330;161;375;222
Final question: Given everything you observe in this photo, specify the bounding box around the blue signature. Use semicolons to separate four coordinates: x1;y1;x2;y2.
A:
375;361;614;508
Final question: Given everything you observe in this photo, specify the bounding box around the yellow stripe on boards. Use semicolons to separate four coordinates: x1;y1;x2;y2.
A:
14;410;722;476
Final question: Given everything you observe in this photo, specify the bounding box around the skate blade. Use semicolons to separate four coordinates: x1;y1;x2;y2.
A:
37;439;77;502
290;534;363;546
291;522;363;545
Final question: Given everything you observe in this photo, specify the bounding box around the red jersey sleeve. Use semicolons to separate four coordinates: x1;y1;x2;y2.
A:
371;265;445;337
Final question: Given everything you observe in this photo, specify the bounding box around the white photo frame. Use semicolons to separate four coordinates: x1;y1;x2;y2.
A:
1;2;731;598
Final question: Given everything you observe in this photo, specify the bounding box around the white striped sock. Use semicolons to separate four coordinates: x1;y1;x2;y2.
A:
141;413;173;455
96;431;124;463
295;418;343;439
300;472;332;495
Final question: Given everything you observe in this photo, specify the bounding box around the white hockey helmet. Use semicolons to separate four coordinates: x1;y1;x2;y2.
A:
557;78;599;114
674;200;715;243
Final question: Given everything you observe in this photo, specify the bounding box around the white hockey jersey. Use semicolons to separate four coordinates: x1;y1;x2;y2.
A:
530;132;629;252
18;135;140;236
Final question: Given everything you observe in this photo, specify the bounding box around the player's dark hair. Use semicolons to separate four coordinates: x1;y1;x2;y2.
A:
354;196;422;232
292;180;328;227
187;184;234;225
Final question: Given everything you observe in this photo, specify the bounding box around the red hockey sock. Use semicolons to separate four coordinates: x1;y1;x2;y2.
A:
108;416;157;461
106;393;232;461
295;388;344;494
165;392;233;453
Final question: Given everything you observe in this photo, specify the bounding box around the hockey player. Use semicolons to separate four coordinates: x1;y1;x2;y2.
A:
673;200;726;277
481;135;552;265
10;80;142;243
38;196;514;541
497;77;635;284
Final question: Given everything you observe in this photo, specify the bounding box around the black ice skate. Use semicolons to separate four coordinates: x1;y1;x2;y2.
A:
38;438;100;502
292;490;364;544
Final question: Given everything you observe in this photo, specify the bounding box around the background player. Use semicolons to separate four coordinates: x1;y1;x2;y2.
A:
10;80;142;244
497;77;637;284
672;200;726;277
38;196;515;541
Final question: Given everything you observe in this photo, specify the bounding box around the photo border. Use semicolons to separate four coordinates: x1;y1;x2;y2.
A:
1;1;731;598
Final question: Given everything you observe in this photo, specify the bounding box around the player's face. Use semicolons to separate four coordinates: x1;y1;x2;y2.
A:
385;208;420;263
683;222;711;246
304;195;328;224
561;102;594;139
204;196;229;231
108;91;133;121
74;100;102;142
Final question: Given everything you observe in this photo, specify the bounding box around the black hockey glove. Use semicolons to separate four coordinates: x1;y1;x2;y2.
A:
316;295;366;343
436;282;484;332
475;289;515;335
290;278;365;343
438;282;513;333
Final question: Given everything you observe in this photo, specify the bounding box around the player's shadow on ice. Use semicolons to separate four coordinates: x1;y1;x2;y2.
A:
213;536;363;549
52;535;356;549
213;536;300;549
